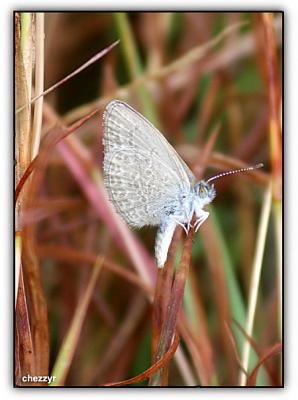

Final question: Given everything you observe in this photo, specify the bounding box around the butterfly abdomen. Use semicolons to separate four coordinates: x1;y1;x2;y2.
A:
155;219;177;268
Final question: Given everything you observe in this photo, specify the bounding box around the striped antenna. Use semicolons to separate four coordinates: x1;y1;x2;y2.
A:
207;163;263;183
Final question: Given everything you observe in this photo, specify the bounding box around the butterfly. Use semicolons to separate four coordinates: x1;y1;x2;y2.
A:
103;100;262;267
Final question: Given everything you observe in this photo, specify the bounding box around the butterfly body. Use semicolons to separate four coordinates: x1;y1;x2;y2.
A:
154;184;216;267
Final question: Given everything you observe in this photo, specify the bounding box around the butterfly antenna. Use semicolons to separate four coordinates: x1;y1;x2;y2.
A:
206;163;263;183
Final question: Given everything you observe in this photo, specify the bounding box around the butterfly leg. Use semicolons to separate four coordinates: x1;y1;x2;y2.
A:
186;221;194;233
184;203;195;233
194;208;209;232
172;218;188;234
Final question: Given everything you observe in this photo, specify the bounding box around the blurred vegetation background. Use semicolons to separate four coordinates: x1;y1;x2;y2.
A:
15;12;282;387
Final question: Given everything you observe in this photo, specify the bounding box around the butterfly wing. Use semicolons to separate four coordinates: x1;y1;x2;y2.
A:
104;147;187;227
103;101;195;185
103;100;195;227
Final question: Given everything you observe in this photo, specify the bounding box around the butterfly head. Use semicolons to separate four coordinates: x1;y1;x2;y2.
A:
194;163;264;207
194;181;216;205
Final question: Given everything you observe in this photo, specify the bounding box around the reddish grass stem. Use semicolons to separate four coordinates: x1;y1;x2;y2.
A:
104;334;180;387
149;124;220;386
151;227;182;359
149;227;195;386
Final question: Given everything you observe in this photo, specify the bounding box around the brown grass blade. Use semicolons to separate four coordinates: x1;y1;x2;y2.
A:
151;227;182;359
247;343;282;386
15;12;33;228
22;226;49;377
15;268;36;385
261;13;282;200
103;334;179;387
16;40;120;113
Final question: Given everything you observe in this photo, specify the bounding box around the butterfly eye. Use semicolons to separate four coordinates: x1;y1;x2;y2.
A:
198;186;207;197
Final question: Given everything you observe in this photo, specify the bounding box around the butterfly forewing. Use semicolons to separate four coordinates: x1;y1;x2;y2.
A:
104;101;195;184
103;100;195;227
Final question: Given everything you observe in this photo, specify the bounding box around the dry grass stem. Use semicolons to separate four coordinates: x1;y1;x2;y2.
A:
51;257;104;385
31;13;44;158
239;182;272;386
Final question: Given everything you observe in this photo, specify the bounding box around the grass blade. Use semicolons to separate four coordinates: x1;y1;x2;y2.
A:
239;182;272;385
50;257;103;385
